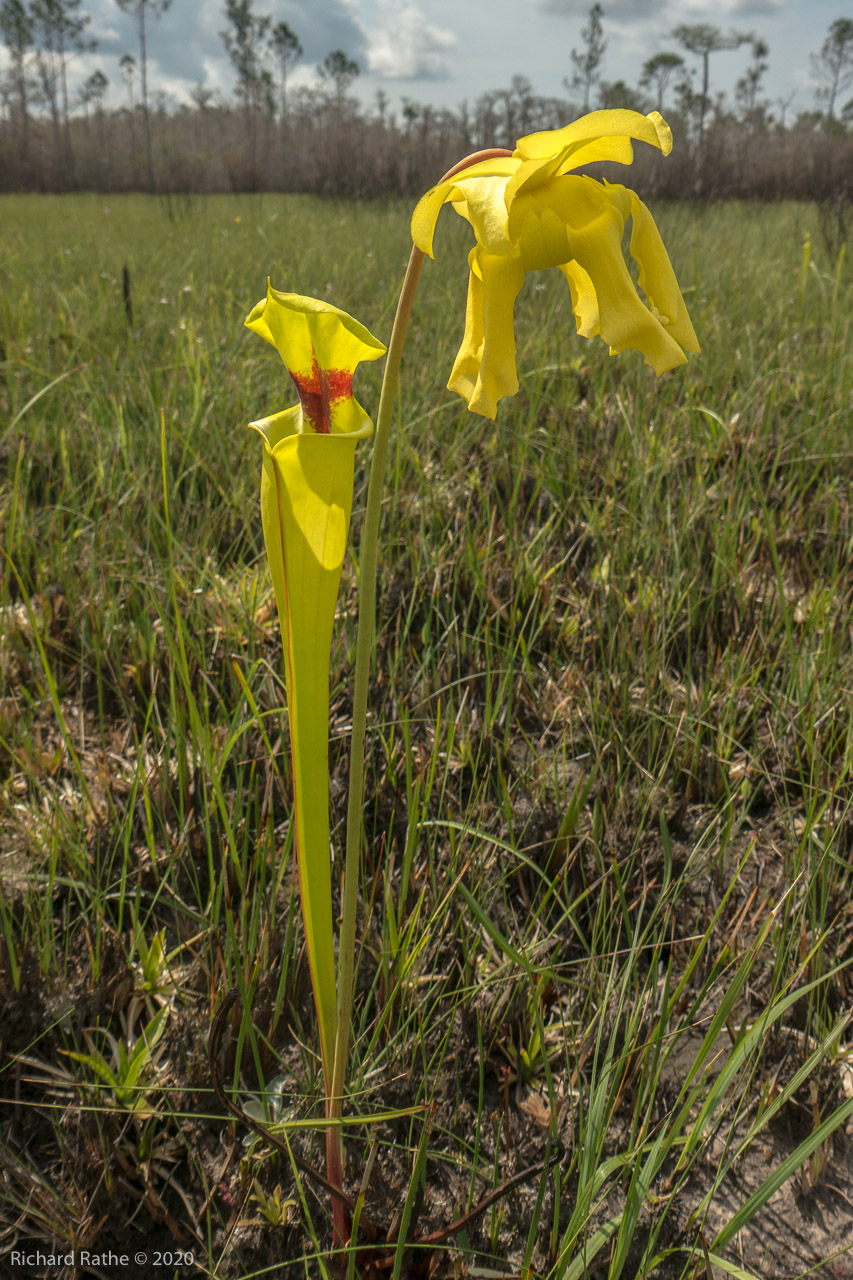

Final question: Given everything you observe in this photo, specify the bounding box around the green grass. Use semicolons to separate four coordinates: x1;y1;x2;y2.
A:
1;191;852;1279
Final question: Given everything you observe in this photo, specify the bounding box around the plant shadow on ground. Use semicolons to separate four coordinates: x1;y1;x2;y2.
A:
1;194;853;1279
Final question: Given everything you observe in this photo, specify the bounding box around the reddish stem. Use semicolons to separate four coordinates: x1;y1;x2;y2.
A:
438;147;513;183
326;1117;349;1244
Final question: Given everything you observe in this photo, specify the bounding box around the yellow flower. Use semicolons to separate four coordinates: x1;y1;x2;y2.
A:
245;284;385;1086
412;109;699;418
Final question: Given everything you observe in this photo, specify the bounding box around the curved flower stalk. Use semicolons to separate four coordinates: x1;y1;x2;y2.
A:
245;286;385;1236
412;108;700;418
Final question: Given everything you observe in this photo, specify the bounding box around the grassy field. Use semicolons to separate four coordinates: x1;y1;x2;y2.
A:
1;191;852;1280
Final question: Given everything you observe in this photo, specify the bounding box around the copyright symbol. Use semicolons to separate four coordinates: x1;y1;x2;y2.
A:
134;1254;147;1266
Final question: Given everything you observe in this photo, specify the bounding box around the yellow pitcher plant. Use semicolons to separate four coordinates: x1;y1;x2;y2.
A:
242;110;698;1249
244;284;385;1242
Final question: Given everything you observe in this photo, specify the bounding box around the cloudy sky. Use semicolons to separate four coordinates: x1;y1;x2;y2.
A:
4;0;850;120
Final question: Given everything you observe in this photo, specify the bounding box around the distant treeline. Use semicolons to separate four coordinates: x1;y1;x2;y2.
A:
2;81;853;212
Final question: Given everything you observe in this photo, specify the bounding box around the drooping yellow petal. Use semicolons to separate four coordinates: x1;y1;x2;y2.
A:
622;187;700;355
559;260;601;339
560;179;688;373
447;250;485;410
449;247;525;418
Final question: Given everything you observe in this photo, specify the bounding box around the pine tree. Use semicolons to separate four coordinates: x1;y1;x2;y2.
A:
566;4;606;113
672;23;752;144
115;0;173;189
0;0;33;163
811;19;853;121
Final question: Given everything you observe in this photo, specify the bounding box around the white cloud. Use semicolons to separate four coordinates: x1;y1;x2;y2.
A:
366;1;457;79
671;0;778;14
531;0;781;22
673;0;783;14
197;55;230;97
86;19;122;45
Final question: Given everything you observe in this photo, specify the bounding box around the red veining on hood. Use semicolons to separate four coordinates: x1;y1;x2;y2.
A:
289;353;353;434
